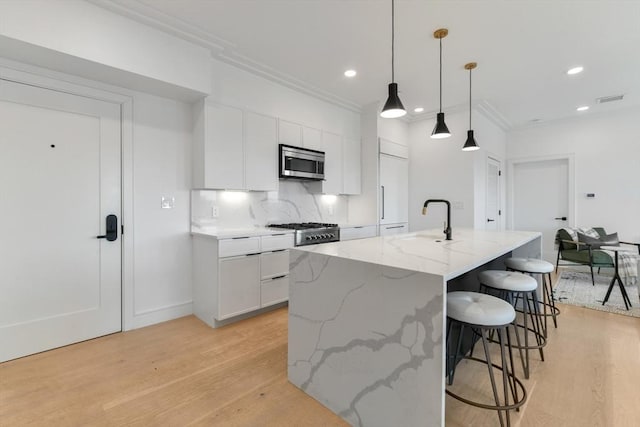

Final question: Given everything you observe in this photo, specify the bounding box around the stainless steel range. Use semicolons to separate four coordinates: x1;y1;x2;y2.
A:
267;222;340;246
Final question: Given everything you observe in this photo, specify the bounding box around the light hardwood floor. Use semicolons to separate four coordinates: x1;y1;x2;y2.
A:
2;291;639;426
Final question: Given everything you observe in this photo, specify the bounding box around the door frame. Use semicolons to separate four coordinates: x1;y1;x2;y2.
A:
0;61;136;331
485;155;502;231
506;153;576;231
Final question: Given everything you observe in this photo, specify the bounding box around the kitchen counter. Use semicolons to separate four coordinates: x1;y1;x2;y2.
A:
191;226;294;239
295;228;540;280
288;228;541;427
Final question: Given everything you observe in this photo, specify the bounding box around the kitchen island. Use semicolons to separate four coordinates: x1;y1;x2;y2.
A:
288;228;541;427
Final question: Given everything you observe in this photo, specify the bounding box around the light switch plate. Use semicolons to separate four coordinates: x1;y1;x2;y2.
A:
161;196;175;209
453;201;464;210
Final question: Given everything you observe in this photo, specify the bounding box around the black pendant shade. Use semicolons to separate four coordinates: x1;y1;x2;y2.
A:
431;112;451;139
462;130;479;151
462;62;479;151
380;0;406;118
431;28;451;139
381;83;406;118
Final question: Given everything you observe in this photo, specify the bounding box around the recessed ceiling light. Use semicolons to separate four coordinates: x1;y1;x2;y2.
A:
567;66;584;75
414;107;424;113
576;106;589;111
344;69;357;77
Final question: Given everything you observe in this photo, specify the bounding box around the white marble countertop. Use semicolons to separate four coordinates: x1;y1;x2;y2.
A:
191;226;294;239
293;228;541;280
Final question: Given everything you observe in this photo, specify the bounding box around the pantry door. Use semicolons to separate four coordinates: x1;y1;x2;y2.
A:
0;78;122;362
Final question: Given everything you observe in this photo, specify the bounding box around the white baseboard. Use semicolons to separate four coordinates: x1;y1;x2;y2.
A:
130;301;193;330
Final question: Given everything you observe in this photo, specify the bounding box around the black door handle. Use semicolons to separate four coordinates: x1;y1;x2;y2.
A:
554;217;567;221
487;219;495;222
97;214;118;241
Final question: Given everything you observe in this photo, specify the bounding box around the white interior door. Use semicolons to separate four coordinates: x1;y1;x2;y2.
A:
513;158;569;262
379;154;408;225
0;79;122;362
486;157;501;231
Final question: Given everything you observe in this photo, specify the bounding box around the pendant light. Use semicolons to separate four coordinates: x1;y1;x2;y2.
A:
431;28;451;138
380;0;406;118
462;62;480;151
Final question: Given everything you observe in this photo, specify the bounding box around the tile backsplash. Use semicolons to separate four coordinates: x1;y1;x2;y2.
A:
192;180;348;229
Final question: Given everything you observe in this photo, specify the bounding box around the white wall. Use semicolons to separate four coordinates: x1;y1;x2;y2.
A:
408;109;507;233
131;93;193;327
409;111;475;232
0;0;211;98
0;58;193;330
473;113;508;230
507;107;640;242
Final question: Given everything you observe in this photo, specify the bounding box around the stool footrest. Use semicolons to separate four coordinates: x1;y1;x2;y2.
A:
446;356;527;411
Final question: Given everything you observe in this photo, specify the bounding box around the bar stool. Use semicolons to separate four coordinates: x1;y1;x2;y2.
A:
505;257;560;337
446;291;527;427
478;270;547;379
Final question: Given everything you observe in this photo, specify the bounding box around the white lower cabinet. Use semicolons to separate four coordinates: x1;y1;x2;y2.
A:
379;222;408;236
193;233;294;327
340;225;377;241
261;276;289;307
218;254;261;320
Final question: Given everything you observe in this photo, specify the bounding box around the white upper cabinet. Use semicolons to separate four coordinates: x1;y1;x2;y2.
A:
322;131;343;195
193;102;244;190
342;137;361;195
194;101;279;191
302;126;323;151
245;111;278;192
278;119;302;147
194;101;361;194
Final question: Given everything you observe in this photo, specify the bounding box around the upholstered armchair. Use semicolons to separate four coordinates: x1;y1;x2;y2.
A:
555;227;614;286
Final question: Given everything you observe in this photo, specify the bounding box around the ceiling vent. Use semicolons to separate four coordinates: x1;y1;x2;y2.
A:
596;94;624;104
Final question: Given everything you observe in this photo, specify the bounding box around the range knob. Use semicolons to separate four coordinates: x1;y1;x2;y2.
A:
306;236;312;240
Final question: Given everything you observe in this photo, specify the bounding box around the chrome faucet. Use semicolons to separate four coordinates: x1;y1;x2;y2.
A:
422;199;452;240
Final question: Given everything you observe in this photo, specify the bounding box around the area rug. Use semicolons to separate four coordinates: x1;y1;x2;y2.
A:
555;270;640;318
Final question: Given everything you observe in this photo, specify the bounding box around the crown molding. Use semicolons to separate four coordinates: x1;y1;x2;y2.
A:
88;0;231;54
217;51;362;113
88;0;361;113
475;100;512;130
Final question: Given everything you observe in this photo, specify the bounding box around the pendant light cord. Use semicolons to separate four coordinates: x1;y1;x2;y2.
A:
391;0;395;83
439;38;443;113
469;68;472;128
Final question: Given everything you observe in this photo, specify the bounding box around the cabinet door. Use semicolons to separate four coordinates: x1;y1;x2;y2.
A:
379;223;408;236
379;154;408;224
322;131;343;195
278;119;302;146
343;137;361;195
302;126;323;151
204;103;244;190
245;111;278;191
218;254;260;320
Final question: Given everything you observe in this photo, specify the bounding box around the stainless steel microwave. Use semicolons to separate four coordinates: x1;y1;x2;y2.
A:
279;144;325;181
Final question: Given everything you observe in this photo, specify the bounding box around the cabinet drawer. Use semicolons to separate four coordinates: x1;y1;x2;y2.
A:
379;223;408;236
218;237;261;258
341;225;377;241
261;234;294;251
261;276;289;307
260;250;289;280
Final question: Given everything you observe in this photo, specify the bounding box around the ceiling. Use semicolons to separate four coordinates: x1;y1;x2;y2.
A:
105;0;640;128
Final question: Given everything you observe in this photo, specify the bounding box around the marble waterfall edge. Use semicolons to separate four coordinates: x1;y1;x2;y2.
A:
288;250;445;427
